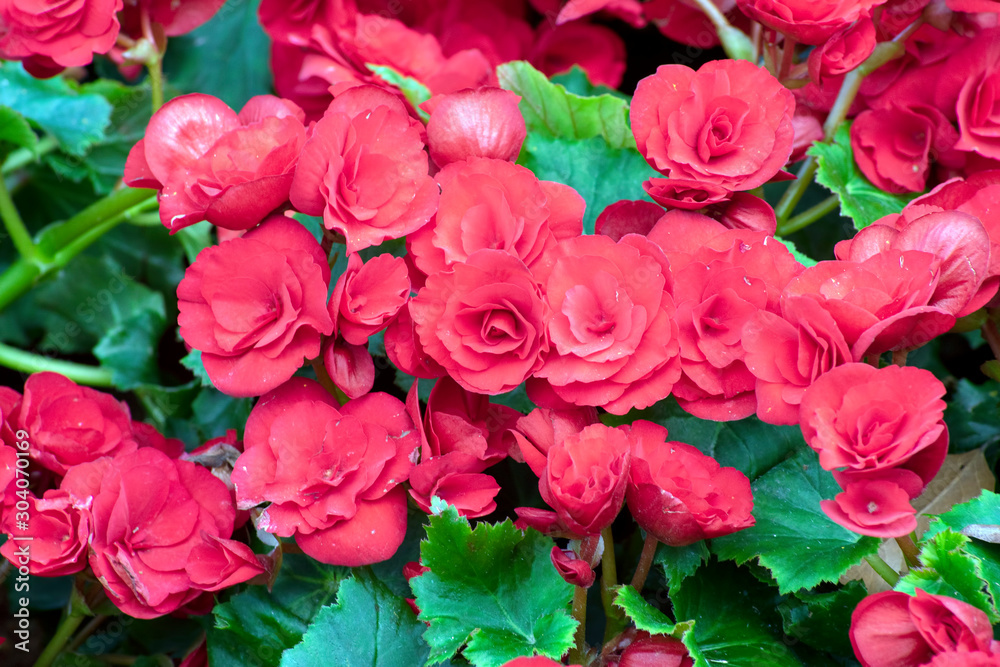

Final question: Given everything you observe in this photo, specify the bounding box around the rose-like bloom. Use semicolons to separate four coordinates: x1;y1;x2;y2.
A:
550;545;596;588
836;209;996;318
61;449;264;618
290;85;439;253
619;632;694;667
799;363;948;487
9;372;137;475
177;215;334;397
742;295;854;425
644;0;734;49
329;253;410;346
530;20;626;89
132;420;185;458
0;0;122;76
625;420;754;546
406;378;520;517
820;478;918;537
323;337;375;400
647;211;804;421
850;590;1000;666
124;94;307;232
383;304;447;379
183;429;249;529
643;178;731;210
1;489;89;576
502;658;580;667
924;652;1000;666
851;104;959;194
232;378;418;566
807;18;876;85
939;29;1000;160
409;249;549;395
530;234;682;415
783;250;959;359
424;87;526;167
630;60;795;193
515;421;630;537
406;157;584;279
737;0;889;44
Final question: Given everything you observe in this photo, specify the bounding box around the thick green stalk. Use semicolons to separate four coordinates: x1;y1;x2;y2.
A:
1;136;60;175
0;170;37;260
37;188;156;259
865;554;900;587
777;194;839;236
600;526;627;643
0;342;114;386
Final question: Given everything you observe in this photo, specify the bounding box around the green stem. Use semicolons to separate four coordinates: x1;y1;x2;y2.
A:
0;342;114;386
1;136;60;175
600;526;627;643
777;194;839;236
895;535;920;569
865;554;900;588
568;585;589;665
147;57;164;113
774;157;818;226
0;168;37;259
67;615;108;653
33;606;86;667
0;258;42;313
630;533;659;593
687;0;754;61
38;187;156;258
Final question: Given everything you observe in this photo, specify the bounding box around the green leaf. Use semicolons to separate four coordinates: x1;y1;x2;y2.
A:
163;0;272;110
367;64;432;122
655;541;710;594
548;66;629;100
410;505;576;666
191;387;254;439
614;585;693;638
775;236;818;268
0;62;112;155
712;447;881;593
943;380;1000;452
808;122;918;230
928;490;1000;541
498;60;633;149
671;560;804;667
520;133;659;235
181;349;213;387
778;581;866;655
208;554;348;667
94;308;167;389
68;81;154;194
602;396;805;482
281;574;429;667
0;105;38;155
895;528;998;622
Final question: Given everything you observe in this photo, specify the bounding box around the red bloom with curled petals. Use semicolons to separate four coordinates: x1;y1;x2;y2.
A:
624;420;754;547
1;489;89;576
850;589;1000;666
407;157;583;280
630;60;795;193
0;0;122;76
424;87;526;167
531;234;682;415
329;253;410;346
11;372;137;475
516;421;630;538
118;0;226;37
799;363;948;488
125;94;307;232
405;377;520;517
290;85;439;253
820;479;918;538
737;0;888;44
409;249;550;395
61;449;264;619
177;216;334;398
619;632;694;667
232;379;419;566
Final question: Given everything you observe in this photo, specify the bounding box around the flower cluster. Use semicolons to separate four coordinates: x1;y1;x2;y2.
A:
0;373;263;619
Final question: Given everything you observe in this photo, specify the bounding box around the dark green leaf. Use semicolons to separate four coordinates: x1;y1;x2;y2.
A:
944;380;1000;452
281;574;429;667
520;133;658;235
776;236;818;268
655;541;710;594
0;62;112;155
928;490;1000;541
671;560;804;667
94;309;167;389
208;554;348;667
410;504;576;666
808;123;918;230
895;528;998;622
602;396;804;482
181;349;213;387
778;581;866;655
163;0;272;109
191;387;254;440
712;448;880;593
